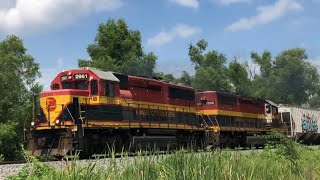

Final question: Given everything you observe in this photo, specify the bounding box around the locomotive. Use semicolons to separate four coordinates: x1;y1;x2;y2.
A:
27;67;283;157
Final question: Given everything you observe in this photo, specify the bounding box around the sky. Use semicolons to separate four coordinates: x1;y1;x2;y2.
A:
0;0;319;90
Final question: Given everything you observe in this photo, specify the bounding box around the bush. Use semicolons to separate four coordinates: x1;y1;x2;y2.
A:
8;145;320;180
0;123;24;161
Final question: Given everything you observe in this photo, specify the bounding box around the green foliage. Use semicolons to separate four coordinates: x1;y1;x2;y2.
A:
251;51;273;78
272;48;319;105
122;52;157;77
228;59;252;95
153;72;176;82
251;48;320;106
79;18;156;77
308;92;320;108
269;132;301;169
189;39;231;91
9;147;320;180
8;152;56;180
176;71;193;86
0;123;23;160
0;35;41;161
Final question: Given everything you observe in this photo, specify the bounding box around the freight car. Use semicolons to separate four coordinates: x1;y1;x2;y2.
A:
278;105;320;144
27;67;282;157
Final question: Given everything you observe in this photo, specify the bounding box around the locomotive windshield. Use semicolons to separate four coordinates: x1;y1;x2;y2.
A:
76;81;88;90
61;81;89;90
62;82;72;89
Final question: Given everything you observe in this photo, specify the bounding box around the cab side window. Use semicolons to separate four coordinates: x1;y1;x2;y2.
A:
105;82;115;97
90;80;98;95
266;105;271;114
52;84;60;90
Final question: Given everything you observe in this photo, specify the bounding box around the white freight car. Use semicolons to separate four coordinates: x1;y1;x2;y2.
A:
278;105;320;144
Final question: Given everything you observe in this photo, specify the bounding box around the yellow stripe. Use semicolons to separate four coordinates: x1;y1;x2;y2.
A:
220;127;268;132
86;121;202;131
199;109;266;119
35;123;276;133
35;121;201;131
119;99;195;113
34;125;76;130
40;94;196;125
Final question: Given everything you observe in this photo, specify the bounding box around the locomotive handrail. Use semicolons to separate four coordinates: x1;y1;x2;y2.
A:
46;104;76;125
212;116;220;127
207;115;215;126
48;105;50;127
65;105;76;123
199;115;209;128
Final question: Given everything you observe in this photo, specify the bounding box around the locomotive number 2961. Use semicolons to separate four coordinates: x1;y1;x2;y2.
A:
74;73;88;80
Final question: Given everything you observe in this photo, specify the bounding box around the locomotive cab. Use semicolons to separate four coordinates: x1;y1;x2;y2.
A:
265;100;280;127
28;68;120;157
33;68;120;129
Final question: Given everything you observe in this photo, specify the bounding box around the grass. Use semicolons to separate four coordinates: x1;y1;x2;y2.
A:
7;140;320;179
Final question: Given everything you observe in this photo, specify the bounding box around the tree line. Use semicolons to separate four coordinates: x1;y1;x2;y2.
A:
78;18;320;107
0;18;319;160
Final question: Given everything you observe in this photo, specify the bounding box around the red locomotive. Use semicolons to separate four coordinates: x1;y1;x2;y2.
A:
28;67;282;157
196;91;280;148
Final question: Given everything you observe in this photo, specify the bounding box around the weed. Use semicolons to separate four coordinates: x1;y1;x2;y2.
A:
8;142;320;180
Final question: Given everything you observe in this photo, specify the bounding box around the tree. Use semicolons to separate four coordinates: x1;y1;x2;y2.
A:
176;71;193;86
0;35;41;160
251;51;272;78
188;39;231;91
228;59;251;95
153;72;176;82
251;48;320;106
122;52;157;77
250;51;274;99
272;48;319;105
79;18;156;76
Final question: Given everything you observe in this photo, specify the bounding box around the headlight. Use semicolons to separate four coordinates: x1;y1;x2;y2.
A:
55;119;60;125
31;122;35;126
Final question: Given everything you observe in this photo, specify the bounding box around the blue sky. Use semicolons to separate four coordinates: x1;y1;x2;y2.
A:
0;0;319;89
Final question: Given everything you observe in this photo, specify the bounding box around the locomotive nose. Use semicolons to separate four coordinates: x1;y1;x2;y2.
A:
46;97;57;111
36;89;89;127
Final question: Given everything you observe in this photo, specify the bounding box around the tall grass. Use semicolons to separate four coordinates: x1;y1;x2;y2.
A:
7;142;320;179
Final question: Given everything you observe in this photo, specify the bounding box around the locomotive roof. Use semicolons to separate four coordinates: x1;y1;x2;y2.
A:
265;100;278;107
79;67;120;82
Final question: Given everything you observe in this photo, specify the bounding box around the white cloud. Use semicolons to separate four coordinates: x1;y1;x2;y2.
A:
168;0;199;9
212;0;251;6
147;24;201;47
0;0;15;10
225;0;303;32
0;0;123;34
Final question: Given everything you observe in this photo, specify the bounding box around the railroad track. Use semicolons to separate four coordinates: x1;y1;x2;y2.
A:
0;160;26;165
0;145;319;179
1;145;320;166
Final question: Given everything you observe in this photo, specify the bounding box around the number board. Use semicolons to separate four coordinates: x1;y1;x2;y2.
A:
60;75;68;81
74;73;88;80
